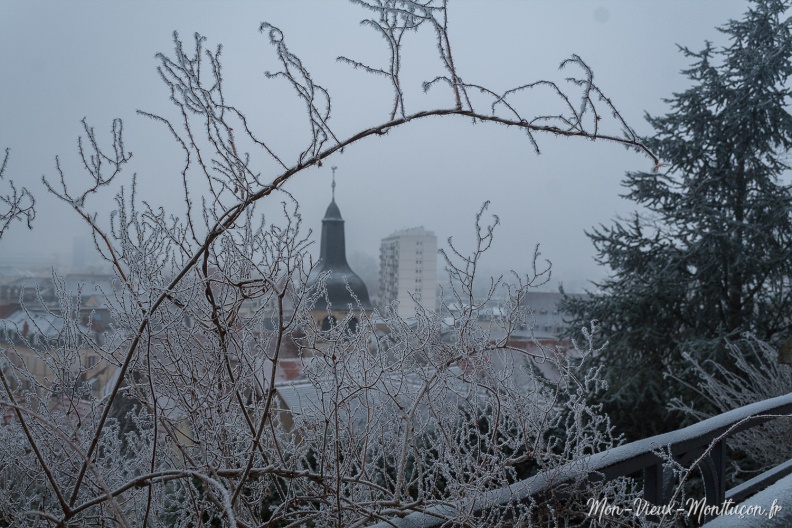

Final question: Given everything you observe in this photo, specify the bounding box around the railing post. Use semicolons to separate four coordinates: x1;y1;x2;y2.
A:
700;440;726;521
643;460;674;522
644;461;673;506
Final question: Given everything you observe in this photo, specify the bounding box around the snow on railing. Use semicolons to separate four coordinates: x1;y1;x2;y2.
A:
371;393;792;527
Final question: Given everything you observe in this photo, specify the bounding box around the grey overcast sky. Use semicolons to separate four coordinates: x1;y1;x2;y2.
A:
0;0;750;291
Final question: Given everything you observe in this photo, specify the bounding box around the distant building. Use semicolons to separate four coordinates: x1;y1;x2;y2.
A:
72;236;89;270
0;273;117;338
519;291;570;338
379;226;437;318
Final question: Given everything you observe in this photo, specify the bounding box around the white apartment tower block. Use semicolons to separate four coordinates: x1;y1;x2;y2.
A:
379;227;437;318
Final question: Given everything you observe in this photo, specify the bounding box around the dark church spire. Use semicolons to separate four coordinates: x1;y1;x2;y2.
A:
319;167;346;266
308;168;371;310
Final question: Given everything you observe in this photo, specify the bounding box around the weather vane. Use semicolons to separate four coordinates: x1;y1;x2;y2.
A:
331;166;337;200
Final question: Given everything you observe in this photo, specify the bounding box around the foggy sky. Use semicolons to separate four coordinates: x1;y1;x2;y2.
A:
0;0;750;291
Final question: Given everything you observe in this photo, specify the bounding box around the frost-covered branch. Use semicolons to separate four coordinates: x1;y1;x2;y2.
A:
0;148;36;241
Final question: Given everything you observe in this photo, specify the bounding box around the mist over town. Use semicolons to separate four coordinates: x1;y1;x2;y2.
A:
1;1;791;526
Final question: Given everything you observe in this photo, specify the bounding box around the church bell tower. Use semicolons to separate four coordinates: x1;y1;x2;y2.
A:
307;167;372;332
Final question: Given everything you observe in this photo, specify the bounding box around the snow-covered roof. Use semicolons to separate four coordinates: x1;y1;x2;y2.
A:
0;311;90;339
275;380;323;417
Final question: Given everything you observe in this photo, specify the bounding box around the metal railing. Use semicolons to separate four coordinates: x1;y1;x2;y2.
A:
371;393;792;527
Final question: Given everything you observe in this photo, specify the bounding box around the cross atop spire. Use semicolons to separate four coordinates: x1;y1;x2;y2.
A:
331;166;337;200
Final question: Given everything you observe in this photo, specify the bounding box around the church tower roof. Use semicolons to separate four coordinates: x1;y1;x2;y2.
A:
308;168;371;311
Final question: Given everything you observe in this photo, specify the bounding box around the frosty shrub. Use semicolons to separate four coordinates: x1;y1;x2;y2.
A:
0;1;659;526
669;337;792;482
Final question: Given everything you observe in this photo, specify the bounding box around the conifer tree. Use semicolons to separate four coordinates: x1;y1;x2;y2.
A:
563;0;792;441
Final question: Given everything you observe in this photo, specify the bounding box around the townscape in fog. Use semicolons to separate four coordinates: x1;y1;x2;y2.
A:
3;1;791;526
0;184;577;424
